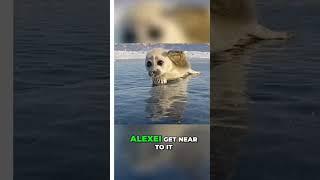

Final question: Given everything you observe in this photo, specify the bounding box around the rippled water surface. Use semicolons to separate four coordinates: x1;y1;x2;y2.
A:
213;1;320;179
115;58;210;124
15;0;108;179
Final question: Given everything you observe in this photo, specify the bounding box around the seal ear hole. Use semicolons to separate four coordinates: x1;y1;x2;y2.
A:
146;61;152;67
157;60;164;66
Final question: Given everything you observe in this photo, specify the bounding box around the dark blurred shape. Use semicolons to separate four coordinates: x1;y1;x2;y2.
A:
211;50;250;180
123;28;137;43
212;0;290;52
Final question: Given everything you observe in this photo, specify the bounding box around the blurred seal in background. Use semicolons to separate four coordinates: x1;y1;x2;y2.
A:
117;1;210;43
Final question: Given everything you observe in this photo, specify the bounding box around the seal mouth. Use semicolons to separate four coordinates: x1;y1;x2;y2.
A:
148;70;161;77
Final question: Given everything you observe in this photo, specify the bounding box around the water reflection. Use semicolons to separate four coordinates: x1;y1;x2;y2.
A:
115;125;210;180
211;48;253;179
211;40;296;179
145;75;195;122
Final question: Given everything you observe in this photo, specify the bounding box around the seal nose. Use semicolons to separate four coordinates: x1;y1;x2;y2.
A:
152;70;159;75
149;70;159;77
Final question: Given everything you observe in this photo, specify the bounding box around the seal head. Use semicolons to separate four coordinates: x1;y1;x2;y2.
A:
146;48;199;86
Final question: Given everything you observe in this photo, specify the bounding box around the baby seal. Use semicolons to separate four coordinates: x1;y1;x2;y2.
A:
146;48;200;86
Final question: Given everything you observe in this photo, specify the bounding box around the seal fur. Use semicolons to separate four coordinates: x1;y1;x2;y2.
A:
146;48;200;86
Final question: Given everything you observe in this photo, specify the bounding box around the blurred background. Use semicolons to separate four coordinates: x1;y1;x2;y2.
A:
115;125;210;180
115;0;209;43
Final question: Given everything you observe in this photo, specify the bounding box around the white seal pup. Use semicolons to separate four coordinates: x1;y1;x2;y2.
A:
145;48;200;86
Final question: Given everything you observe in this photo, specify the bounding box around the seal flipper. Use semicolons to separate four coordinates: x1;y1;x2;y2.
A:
249;24;290;40
188;69;200;75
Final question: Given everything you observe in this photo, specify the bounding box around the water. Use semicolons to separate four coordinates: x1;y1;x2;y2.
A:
14;0;320;179
14;0;108;179
115;58;210;124
213;1;320;179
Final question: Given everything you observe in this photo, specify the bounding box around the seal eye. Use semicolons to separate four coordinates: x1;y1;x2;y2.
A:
123;29;136;43
157;60;164;66
148;26;162;40
146;61;152;67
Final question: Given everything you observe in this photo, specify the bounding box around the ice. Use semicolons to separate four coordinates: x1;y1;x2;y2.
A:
115;50;210;60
